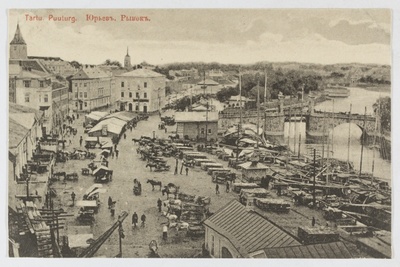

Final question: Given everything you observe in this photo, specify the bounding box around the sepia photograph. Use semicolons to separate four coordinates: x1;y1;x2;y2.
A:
6;8;392;260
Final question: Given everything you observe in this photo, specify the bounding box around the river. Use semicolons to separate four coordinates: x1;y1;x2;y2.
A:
283;87;391;184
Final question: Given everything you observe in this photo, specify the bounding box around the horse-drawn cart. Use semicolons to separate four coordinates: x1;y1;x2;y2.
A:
65;172;79;181
254;198;291;213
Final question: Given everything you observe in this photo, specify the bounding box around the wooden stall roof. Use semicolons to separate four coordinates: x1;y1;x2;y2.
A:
203;200;300;257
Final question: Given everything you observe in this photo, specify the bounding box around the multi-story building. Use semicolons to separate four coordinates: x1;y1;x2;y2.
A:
116;68;166;113
9;23;70;135
28;56;78;77
70;65;114;113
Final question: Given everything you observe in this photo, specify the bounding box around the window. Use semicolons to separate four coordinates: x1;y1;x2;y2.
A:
84;102;88;107
144;92;147;98
75;83;78;87
39;94;41;102
201;128;205;134
84;92;88;98
135;104;139;111
211;235;215;256
44;94;48;103
121;82;124;87
208;129;211;134
75;102;78;107
24;81;31;88
121;92;124;97
129;92;132;98
39;81;44;88
79;92;83;98
136;92;140;98
144;82;147;88
24;93;30;103
84;83;87;87
75;92;78;98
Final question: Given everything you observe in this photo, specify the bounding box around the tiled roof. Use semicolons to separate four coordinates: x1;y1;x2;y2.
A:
117;68;165;78
255;242;353;258
9;102;43;121
203;200;300;256
71;67;110;79
52;82;67;90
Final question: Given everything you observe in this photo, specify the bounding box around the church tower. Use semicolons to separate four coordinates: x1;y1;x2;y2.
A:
124;47;132;69
10;23;28;60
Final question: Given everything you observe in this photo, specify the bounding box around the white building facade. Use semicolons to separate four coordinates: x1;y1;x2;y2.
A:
116;69;166;113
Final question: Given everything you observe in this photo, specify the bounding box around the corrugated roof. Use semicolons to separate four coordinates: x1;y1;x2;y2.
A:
117;68;165;78
86;111;109;121
203;200;300;257
175;111;218;122
256;242;353;258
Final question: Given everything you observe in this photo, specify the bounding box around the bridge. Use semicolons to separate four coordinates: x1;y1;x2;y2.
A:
219;106;376;136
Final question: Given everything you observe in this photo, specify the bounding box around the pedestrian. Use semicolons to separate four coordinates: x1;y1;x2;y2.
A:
130;125;132;132
180;162;184;174
215;184;220;194
185;167;189;176
110;201;116;216
132;212;138;227
312;216;316;227
157;198;162;212
69;139;72;145
71;192;76;206
77;113;79;119
111;150;114;159
165;127;167;133
115;149;119;159
108;196;113;209
124;133;126;140
226;181;230;193
79;136;83;147
162;224;168;240
141;214;146;227
174;166;178;175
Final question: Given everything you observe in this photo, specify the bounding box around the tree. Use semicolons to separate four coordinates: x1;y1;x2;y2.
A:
373;97;391;132
70;60;82;69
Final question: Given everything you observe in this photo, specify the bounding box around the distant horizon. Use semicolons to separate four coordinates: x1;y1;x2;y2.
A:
9;9;391;66
26;55;391;68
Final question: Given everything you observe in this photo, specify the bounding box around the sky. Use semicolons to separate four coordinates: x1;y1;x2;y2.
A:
8;9;391;66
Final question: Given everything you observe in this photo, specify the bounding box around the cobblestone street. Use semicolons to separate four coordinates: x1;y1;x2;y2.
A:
51;111;237;257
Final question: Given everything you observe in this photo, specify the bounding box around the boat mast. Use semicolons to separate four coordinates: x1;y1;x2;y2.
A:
359;106;367;177
257;78;260;148
331;99;335;155
236;68;242;163
264;68;267;140
371;98;380;184
347;103;352;171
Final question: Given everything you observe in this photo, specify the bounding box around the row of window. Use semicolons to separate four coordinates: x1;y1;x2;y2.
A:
75;92;88;98
25;93;48;103
121;92;147;98
201;128;212;134
121;82;147;88
24;80;45;88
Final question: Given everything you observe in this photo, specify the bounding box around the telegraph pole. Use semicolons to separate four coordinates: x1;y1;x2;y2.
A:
359;106;367;177
236;68;242;163
313;148;316;209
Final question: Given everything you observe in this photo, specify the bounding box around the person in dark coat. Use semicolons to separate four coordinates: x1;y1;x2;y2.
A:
157;198;162;212
185;167;189;176
226;181;230;193
115;149;119;159
312;216;316;227
79;136;83;147
108;196;113;209
132;212;138;227
215;184;220;194
141;214;146;227
110;201;116;216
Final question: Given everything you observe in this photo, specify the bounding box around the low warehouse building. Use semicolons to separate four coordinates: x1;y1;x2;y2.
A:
175;111;218;141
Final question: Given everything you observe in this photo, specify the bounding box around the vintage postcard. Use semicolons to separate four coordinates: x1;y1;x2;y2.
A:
6;8;393;261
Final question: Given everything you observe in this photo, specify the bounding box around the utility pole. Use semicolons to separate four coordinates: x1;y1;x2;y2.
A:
256;78;260;148
264;68;267;136
313;148;316;209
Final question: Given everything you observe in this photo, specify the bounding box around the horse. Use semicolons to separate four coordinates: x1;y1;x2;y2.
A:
162;184;179;198
146;179;162;191
169;221;189;231
162;211;178;222
146;162;157;171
